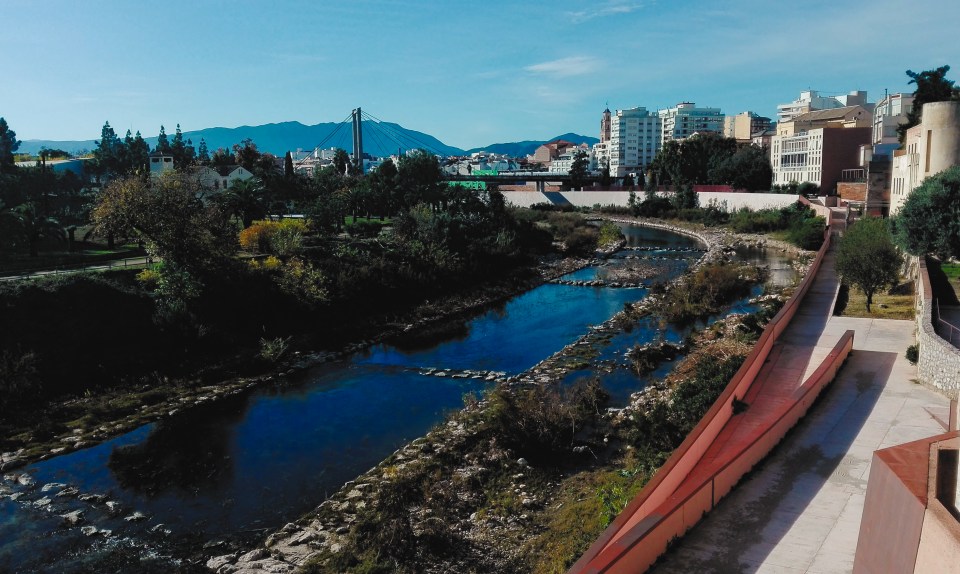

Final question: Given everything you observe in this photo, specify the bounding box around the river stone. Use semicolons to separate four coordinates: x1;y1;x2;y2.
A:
16;474;34;487
34;496;52;508
206;554;236;571
80;526;98;536
61;510;84;525
56;487;80;498
41;482;66;492
124;511;147;522
239;548;268;562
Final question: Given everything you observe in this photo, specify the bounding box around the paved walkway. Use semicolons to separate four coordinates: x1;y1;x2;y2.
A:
651;247;951;573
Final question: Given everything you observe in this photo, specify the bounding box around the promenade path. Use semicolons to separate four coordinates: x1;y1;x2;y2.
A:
650;247;951;572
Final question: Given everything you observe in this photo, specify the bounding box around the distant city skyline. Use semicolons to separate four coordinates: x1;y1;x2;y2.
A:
3;0;959;150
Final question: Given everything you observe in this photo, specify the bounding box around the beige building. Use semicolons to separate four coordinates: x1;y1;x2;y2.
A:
531;139;578;166
891;100;960;214
770;126;871;194
777;105;872;136
776;89;868;122
723;112;772;142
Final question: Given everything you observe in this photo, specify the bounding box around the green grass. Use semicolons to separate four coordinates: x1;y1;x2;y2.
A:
836;283;915;320
941;263;960;281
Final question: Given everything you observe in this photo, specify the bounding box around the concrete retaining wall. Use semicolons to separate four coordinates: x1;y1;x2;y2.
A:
916;258;960;392
501;191;800;211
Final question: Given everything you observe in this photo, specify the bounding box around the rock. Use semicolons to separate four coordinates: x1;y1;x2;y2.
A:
56;487;80;498
206;554;237;571
16;474;34;487
516;458;529;467
105;501;121;514
80;526;98;536
41;482;66;492
124;511;147;522
238;548;269;562
288;529;317;546
61;510;84;525
34;496;52;508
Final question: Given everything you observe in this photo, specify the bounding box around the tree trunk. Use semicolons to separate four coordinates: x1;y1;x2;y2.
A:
865;291;873;313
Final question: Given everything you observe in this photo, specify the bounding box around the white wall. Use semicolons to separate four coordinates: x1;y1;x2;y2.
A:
501;191;800;211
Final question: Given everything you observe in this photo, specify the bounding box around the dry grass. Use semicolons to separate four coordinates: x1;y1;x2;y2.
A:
837;284;915;320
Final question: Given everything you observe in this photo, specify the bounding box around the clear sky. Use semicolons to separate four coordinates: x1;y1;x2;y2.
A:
2;0;959;150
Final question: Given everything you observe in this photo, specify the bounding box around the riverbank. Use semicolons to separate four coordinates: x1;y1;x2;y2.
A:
218;219;812;574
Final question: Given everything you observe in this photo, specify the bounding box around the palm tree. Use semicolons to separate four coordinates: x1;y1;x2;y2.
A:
10;202;65;257
218;178;266;228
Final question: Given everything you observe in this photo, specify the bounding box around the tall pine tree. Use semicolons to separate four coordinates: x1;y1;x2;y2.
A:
0;117;20;174
156;125;171;154
197;138;210;164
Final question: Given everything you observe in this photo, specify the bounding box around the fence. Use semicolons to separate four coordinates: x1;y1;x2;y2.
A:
0;256;152;282
934;298;960;348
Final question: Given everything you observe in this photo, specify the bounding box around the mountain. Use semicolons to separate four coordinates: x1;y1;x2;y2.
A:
18;123;598;159
465;133;599;157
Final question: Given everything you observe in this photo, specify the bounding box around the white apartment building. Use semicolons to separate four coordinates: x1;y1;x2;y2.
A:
777;90;868;123
872;92;914;146
549;145;596;174
658;102;724;142
890;101;960;214
608;107;661;178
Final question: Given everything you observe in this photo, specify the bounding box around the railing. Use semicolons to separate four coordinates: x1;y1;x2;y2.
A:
0;256;153;282
934;298;960;348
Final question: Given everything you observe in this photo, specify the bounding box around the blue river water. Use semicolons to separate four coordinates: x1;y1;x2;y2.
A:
0;224;788;572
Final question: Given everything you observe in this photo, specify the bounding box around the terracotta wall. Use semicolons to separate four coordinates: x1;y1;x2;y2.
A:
570;225;850;574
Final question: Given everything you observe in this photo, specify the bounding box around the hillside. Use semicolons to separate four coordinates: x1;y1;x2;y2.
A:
18;122;597;159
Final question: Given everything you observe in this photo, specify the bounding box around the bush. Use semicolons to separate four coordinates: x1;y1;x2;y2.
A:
905;344;919;365
259;335;291;363
135;267;160;289
238;219;308;255
345;220;384;238
787;216;826;250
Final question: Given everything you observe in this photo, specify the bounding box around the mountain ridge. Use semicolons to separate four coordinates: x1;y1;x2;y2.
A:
17;121;598;159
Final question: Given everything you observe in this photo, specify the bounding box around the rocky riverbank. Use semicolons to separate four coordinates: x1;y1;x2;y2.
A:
218;219;810;574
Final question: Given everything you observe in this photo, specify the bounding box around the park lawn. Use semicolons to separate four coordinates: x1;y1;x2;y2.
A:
839;286;915;320
941;263;960;280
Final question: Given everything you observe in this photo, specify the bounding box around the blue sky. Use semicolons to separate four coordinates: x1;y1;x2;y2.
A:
2;0;959;149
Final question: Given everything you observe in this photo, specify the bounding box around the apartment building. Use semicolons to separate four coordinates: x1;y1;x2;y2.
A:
872;92;915;146
776;90;868;122
770;126;871;194
658;102;723;142
607;107;661;178
723;111;772;142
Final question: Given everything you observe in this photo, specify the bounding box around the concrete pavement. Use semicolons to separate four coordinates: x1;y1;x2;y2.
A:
650;248;950;573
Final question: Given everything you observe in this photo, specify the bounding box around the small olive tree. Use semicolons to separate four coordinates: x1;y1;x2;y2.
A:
835;217;902;312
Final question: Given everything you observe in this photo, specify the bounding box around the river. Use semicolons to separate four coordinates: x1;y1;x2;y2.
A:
0;224;796;572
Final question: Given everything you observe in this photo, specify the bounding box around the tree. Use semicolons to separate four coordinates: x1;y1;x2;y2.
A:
129;131;151;174
156;125;171;154
835;217;902;312
0;117;20;174
92;121;124;179
711;144;773;191
9;202;65;257
569;150;589;190
673;183;699;210
284;151;294;178
332;148;351;175
92;172;236;272
233;138;262;172
898;66;960;144
197;139;210;165
891;165;960;259
397;149;446;211
171;124;194;169
622;173;634;190
218;177;267;228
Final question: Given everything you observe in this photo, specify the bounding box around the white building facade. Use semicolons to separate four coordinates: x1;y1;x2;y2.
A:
608;107;661;178
658;102;724;142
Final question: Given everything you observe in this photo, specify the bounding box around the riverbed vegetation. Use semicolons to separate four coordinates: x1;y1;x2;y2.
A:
298;288;785;573
0;136;621;456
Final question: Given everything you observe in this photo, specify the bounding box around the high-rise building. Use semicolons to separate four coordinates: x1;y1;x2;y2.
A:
658;102;724;142
607;107;662;178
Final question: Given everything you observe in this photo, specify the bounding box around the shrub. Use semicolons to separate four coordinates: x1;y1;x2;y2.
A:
905;344;919;365
787;216;826;250
259;335;291;363
346;220;384;238
135;267;160;289
238;219;308;255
